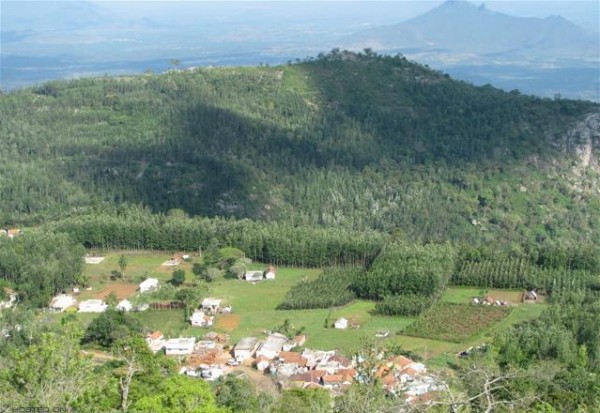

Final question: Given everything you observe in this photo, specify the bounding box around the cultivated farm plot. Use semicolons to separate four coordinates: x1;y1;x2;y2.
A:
92;283;138;300
402;303;511;343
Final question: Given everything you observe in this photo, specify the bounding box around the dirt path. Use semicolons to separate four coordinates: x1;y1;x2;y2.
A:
230;365;279;395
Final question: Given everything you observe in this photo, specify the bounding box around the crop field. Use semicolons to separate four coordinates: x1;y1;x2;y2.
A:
92;283;139;300
73;251;548;360
402;303;512;342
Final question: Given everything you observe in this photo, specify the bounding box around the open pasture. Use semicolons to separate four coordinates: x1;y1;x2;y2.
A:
83;251;198;284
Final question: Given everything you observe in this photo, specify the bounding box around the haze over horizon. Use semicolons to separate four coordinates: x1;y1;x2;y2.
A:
1;0;599;100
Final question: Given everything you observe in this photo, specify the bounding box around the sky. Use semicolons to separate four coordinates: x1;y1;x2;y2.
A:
1;0;598;97
93;1;599;33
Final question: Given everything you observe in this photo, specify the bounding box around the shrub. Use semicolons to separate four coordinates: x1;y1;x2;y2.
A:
373;294;435;316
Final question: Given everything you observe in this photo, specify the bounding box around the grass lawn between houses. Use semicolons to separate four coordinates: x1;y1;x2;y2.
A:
54;251;549;363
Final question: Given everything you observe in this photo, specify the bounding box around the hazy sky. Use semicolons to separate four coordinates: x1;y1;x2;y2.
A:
3;1;598;32
93;1;600;32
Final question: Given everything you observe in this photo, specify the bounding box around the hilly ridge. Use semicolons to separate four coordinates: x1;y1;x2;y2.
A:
0;51;598;251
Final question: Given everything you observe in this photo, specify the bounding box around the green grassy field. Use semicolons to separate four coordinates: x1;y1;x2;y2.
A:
83;251;198;283
74;251;548;361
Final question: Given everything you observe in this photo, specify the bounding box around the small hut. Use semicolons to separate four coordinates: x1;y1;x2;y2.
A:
264;265;276;280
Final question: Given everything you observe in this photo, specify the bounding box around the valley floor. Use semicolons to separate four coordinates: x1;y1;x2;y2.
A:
53;250;547;364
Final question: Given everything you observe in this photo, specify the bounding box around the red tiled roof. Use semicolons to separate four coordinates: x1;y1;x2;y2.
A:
381;374;397;386
402;367;419;377
323;374;344;383
338;368;357;379
289;372;321;384
328;355;352;366
391;355;413;369
279;351;308;366
376;365;390;378
148;331;163;340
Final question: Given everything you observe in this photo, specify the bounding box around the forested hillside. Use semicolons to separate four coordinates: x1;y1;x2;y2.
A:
1;50;598;250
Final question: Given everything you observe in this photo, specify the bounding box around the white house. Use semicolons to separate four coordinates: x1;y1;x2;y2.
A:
282;334;306;351
201;298;222;314
197;340;216;350
255;356;271;372
49;294;77;312
302;349;336;369
190;310;213;327
233;337;261;361
139;278;159;293
243;271;264;282
117;299;133;312
165;337;196;356
334;318;348;329
200;365;224;381
256;333;288;360
146;331;165;353
78;299;108;313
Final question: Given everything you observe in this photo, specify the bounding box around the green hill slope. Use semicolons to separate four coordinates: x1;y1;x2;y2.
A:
1;51;598;249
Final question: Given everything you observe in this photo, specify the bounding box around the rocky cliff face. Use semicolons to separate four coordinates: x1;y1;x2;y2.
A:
573;113;600;169
567;112;600;194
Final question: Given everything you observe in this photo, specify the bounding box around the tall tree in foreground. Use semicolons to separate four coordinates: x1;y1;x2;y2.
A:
0;323;106;411
131;375;226;413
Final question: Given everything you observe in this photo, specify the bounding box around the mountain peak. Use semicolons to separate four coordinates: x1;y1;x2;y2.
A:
440;0;479;10
344;0;595;60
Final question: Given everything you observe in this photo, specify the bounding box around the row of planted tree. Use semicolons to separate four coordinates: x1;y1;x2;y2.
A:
3;208;582;313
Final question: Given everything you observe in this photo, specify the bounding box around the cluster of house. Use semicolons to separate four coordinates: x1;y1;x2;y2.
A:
146;330;230;381
48;278;161;313
49;294;109;313
376;355;443;404
472;290;539;307
230;333;354;391
142;324;442;405
231;333;441;403
189;298;232;328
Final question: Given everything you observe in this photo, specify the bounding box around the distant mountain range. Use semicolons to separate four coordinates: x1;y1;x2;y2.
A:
1;0;598;100
343;0;598;65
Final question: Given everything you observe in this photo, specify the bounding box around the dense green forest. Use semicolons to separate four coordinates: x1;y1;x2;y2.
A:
1;50;600;411
1;50;598;250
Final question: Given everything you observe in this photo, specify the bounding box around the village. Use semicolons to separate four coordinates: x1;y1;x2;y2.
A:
0;246;547;410
42;261;443;405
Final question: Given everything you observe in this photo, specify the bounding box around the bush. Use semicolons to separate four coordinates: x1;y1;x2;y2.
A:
354;242;456;299
373;294;435;316
278;267;362;310
82;309;143;348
